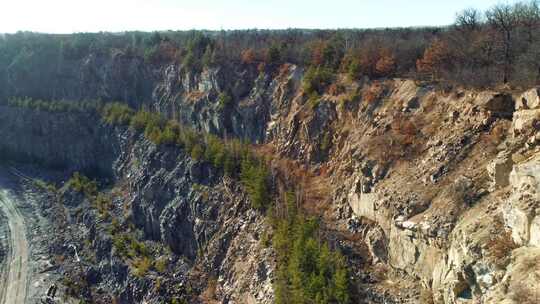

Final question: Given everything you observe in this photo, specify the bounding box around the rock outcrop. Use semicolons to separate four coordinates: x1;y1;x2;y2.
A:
112;131;275;303
504;154;540;247
1;50;155;107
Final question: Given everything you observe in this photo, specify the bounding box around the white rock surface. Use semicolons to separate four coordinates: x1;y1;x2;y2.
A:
517;88;540;110
512;109;540;137
505;155;540;246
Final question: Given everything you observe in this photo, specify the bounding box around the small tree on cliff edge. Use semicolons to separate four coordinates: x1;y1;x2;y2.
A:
486;3;519;84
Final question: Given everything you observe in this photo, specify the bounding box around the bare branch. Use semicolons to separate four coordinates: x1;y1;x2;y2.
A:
455;8;482;32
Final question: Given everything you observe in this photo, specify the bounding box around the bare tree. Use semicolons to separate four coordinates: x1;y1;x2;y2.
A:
486;3;520;83
514;0;540;43
455;8;482;32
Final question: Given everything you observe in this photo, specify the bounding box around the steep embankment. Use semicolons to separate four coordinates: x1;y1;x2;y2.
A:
287;79;540;303
33;128;275;303
0;102;274;303
1;57;540;303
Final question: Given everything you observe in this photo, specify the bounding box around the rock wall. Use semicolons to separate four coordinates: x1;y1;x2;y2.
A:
1;51;155;107
152;64;271;142
0;105;118;176
3;55;540;303
331;82;540;303
2;48;272;143
111;131;274;303
124;72;540;303
28;126;275;303
505;155;540;247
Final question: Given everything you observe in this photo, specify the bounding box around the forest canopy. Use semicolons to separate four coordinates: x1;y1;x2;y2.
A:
1;0;540;90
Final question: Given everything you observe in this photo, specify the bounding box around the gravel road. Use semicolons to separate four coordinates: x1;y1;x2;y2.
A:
0;188;29;304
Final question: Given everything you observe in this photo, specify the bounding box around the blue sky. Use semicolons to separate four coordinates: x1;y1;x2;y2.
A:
0;0;523;33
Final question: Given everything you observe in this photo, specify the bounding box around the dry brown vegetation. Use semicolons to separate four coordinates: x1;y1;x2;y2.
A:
185;90;207;102
362;82;385;103
511;283;538;304
199;277;219;303
328;83;346;96
486;219;518;268
255;144;332;216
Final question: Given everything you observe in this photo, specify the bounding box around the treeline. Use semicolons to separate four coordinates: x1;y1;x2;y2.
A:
0;28;433;79
417;0;540;88
3;2;540;90
5;97;102;113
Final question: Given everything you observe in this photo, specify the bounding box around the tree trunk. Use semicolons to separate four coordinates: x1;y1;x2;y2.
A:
503;30;511;84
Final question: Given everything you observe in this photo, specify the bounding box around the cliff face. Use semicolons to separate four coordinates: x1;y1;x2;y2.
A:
45;129;274;303
0;106;118;176
152;64;270;142
1;49;270;142
321;82;540;304
113;131;274;303
2;54;540;303
1;51;155;107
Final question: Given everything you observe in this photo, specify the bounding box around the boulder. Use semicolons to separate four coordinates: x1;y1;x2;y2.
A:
348;177;379;222
365;226;388;264
392;79;424;110
485;247;540;303
504;155;540;246
487;151;514;191
512;109;540;137
516;88;540;110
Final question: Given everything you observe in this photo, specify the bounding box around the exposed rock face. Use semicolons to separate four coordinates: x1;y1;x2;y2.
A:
474;91;515;118
485;247;540;303
504;155;540;246
516;87;540;110
487;150;514;190
153;65;267;141
0;106;118;176
23;128;275;303
2;49;272;143
2;51;155;107
512;109;540;138
328;80;538;303
3;57;540;303
393;79;425;111
112;131;275;303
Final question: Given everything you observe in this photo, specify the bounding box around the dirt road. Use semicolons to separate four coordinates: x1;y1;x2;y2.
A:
0;188;29;304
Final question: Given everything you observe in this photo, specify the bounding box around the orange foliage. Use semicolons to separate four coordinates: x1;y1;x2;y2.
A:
146;41;179;64
359;50;379;77
161;42;180;62
416;39;451;79
375;49;396;77
348;46;394;79
311;40;326;66
362;83;384;103
241;48;257;65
